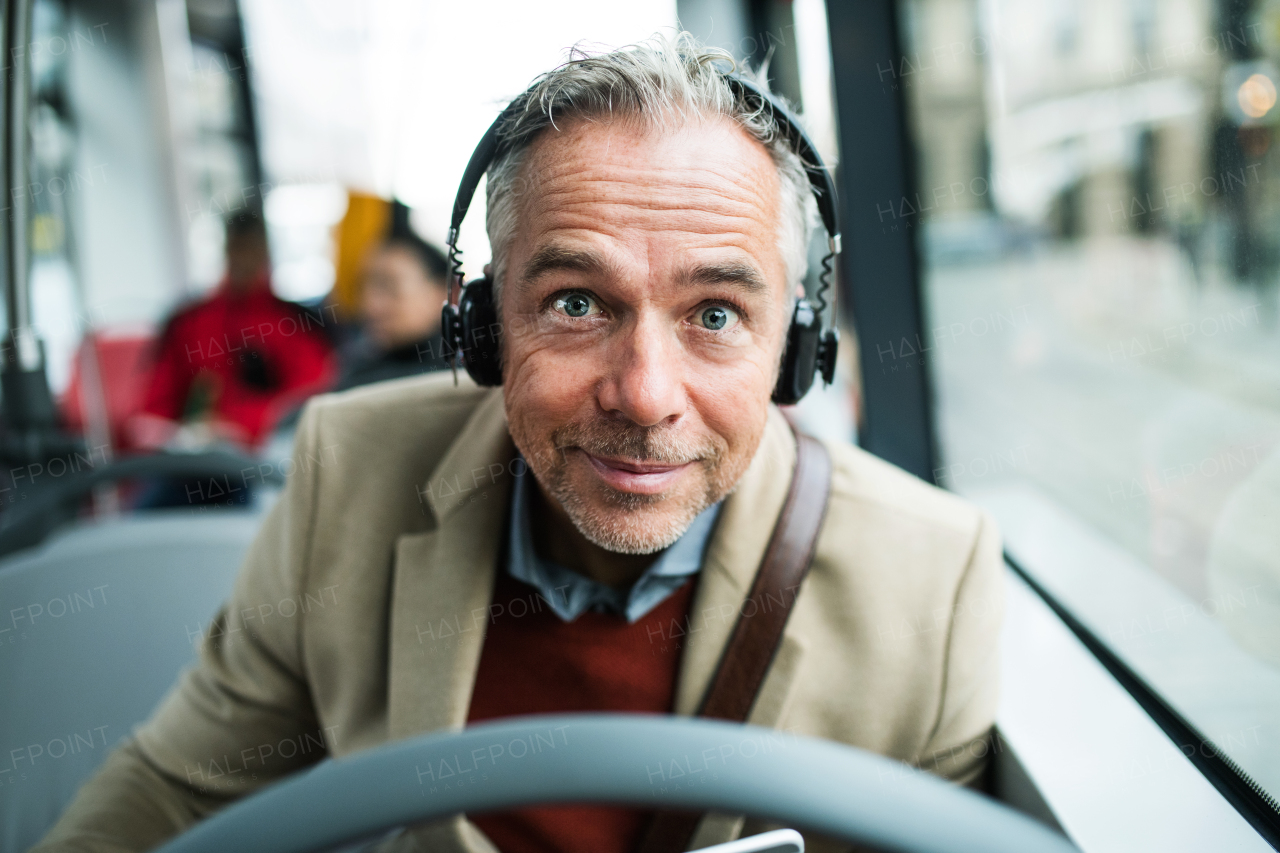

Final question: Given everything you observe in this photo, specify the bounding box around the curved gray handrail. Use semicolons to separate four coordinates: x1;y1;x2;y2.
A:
155;714;1078;853
0;449;283;557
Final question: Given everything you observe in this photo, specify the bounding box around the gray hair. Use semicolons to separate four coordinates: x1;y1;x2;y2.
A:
483;31;820;301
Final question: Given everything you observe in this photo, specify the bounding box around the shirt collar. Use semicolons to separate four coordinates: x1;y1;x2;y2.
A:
506;463;722;624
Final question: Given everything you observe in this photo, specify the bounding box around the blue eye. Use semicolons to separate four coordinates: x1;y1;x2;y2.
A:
698;305;738;331
554;292;598;318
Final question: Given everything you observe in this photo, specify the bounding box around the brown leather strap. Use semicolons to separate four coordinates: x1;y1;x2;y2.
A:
636;431;833;853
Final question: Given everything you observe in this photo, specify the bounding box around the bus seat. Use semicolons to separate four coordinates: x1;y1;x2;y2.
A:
0;510;261;852
59;331;156;452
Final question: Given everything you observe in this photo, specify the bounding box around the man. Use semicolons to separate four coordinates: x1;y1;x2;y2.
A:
129;211;337;452
36;35;1002;853
336;231;452;391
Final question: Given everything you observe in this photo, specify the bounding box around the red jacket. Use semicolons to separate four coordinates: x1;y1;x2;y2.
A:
141;275;336;448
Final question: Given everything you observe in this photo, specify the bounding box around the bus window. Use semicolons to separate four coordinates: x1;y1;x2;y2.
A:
900;0;1280;808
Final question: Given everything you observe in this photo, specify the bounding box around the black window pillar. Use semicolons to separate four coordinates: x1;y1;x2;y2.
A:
825;0;937;482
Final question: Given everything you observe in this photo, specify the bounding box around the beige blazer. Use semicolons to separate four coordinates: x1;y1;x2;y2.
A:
34;372;1003;853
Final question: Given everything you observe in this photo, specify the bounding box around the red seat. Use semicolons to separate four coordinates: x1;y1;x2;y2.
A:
60;330;157;453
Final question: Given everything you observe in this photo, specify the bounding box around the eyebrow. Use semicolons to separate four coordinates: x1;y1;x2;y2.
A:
519;246;609;287
682;261;768;293
518;245;768;294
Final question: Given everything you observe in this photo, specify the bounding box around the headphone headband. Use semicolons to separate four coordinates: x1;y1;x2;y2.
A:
447;92;527;244
445;74;840;260
723;76;841;251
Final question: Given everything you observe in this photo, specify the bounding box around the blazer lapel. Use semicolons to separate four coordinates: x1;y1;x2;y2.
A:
387;389;516;741
673;407;808;729
384;517;506;853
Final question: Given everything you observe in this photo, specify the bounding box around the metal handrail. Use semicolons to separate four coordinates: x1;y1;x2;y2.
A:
0;449;283;558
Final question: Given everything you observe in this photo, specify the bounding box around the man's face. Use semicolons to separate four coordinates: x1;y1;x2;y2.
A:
501;116;792;555
225;232;270;288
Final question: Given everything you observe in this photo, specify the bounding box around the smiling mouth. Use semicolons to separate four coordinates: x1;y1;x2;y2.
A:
579;450;695;495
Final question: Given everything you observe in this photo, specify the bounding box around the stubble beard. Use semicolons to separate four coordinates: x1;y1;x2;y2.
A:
515;417;748;555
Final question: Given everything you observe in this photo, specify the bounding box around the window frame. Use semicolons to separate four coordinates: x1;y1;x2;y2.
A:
826;0;1280;846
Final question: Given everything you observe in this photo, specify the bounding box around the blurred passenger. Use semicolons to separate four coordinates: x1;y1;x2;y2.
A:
335;233;452;390
129;211;337;454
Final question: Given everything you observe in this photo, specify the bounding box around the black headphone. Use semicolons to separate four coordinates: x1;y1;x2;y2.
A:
441;73;841;405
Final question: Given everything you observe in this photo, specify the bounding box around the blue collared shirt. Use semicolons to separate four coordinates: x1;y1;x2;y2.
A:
506;466;722;623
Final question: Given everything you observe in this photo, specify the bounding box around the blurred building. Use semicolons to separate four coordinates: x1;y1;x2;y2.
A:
903;0;1280;289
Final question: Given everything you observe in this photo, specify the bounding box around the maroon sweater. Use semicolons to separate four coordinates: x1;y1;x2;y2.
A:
466;570;696;853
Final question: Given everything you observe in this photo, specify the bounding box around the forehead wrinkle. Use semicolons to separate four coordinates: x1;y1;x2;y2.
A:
535;205;770;248
531;162;776;216
509;117;788;290
519;118;780;220
527;177;776;245
522;186;781;286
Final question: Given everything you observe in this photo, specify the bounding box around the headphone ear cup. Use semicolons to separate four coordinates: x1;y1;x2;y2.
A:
816;328;840;387
458;276;503;386
771;298;821;405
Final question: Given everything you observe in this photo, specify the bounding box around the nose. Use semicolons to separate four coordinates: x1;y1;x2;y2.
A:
596;315;686;427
